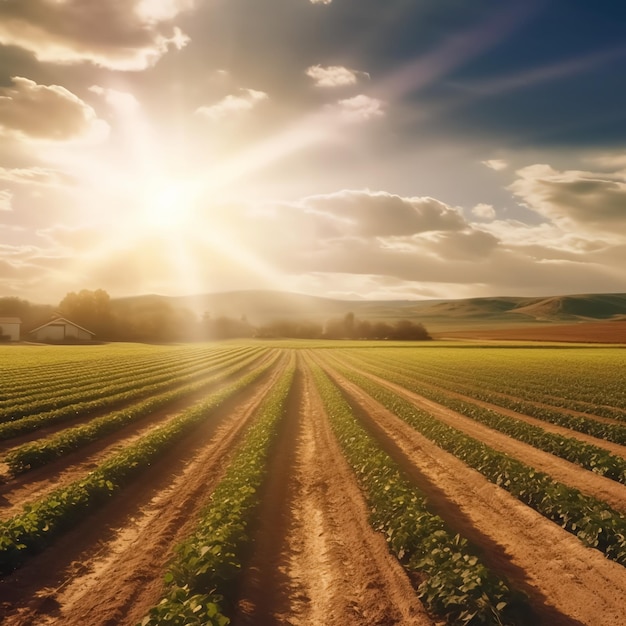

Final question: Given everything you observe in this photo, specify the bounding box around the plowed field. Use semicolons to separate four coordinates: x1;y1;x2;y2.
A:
1;341;625;626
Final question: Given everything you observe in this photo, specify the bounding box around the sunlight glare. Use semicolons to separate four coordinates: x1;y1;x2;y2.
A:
138;178;198;231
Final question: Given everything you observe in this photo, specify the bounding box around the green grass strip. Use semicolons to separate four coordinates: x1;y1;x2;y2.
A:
139;356;296;626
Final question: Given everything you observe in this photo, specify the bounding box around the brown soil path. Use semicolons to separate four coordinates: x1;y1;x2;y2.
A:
0;356;286;626
314;354;626;626
328;355;626;514
0;352;277;519
232;355;433;626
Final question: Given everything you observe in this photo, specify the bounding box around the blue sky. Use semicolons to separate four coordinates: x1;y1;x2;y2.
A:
0;0;624;303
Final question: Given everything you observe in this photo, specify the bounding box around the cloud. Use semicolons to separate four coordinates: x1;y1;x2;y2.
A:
89;86;141;114
0;77;108;141
297;190;466;237
472;203;496;219
195;89;268;121
0;0;192;71
0;167;74;187
509;164;626;232
309;0;332;4
331;95;384;123
306;65;369;87
0;190;12;211
482;159;508;171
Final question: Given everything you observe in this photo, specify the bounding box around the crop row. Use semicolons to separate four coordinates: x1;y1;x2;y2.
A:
2;350;276;475
309;358;529;625
0;346;242;410
0;344;210;393
333;352;626;483
0;346;257;422
328;360;626;568
338;350;626;444
0;348;266;441
140;356;296;625
0;359;276;575
365;350;626;423
354;347;626;416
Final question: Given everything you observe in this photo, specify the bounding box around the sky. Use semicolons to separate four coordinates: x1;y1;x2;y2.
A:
0;0;625;304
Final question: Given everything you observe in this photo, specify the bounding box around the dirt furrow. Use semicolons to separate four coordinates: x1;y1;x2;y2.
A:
317;358;626;626
331;358;626;514
233;356;433;626
0;357;285;626
0;352;277;519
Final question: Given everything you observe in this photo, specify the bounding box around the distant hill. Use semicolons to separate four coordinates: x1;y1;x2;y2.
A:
110;290;626;331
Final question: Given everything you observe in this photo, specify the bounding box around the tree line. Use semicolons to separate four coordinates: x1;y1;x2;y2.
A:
1;290;431;342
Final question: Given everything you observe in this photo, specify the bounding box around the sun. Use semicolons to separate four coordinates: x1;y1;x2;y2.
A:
137;177;198;232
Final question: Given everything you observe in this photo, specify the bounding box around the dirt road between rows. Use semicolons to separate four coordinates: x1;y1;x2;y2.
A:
314;354;626;626
233;356;433;626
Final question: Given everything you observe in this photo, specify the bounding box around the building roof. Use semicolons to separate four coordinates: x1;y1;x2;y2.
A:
0;317;21;324
29;317;95;336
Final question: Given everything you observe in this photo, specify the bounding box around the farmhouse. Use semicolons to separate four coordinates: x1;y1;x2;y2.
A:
29;317;95;342
0;317;21;341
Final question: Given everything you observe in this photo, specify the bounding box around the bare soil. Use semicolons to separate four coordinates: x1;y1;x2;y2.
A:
437;320;626;343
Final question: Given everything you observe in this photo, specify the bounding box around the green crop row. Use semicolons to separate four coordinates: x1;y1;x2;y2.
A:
140;357;296;626
0;346;238;411
333;363;626;568
0;360;275;575
0;347;257;423
333;353;626;483
0;344;210;396
3;350;275;475
308;359;529;625
0;349;265;441
351;348;626;417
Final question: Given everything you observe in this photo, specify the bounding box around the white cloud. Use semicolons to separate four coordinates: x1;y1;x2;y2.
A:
0;0;192;71
306;65;368;87
0;167;73;187
298;189;466;237
472;203;496;219
482;159;508;171
310;0;332;4
0;190;12;212
332;94;384;123
89;86;141;114
195;89;268;121
0;77;109;142
509;164;626;233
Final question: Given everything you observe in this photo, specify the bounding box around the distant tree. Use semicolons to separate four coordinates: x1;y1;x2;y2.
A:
58;289;115;339
391;319;431;340
344;311;355;338
370;321;393;339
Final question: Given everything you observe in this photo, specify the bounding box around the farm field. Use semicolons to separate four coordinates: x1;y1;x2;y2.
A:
1;341;626;625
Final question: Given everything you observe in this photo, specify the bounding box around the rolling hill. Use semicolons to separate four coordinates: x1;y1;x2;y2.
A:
111;290;626;331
